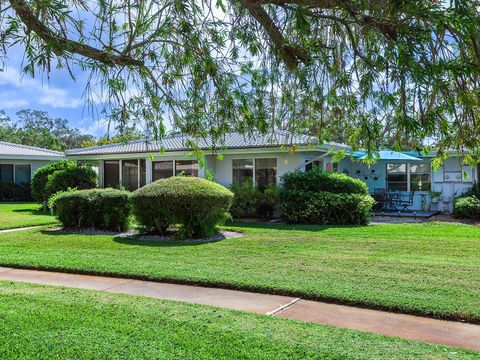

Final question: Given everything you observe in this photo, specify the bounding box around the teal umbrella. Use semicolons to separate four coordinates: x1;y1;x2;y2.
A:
358;150;421;161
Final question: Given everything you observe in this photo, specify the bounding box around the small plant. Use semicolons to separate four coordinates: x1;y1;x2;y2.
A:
429;191;442;203
54;188;131;231
132;177;233;239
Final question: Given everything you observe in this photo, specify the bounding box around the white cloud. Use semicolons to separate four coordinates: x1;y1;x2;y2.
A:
0;67;84;109
78;118;110;137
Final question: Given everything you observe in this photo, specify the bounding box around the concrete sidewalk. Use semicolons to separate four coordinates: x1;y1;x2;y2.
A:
0;266;479;351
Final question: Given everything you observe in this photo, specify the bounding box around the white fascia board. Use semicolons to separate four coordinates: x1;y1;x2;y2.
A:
0;155;65;161
65;145;329;161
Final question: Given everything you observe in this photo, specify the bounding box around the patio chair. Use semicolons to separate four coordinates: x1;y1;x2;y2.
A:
394;191;415;211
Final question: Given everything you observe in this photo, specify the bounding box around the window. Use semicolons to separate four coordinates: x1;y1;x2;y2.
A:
175;160;198;177
387;163;431;191
232;159;253;184
153;161;174;181
305;160;323;172
122;160;139;191
104;160;119;188
14;165;31;185
326;162;339;172
0;164;14;183
410;163;431;191
386;163;408;191
255;158;277;189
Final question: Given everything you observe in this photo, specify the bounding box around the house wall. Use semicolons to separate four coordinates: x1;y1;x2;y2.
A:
96;150;320;189
0;159;58;178
339;156;478;212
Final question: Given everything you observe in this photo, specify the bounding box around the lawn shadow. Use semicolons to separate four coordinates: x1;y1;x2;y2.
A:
40;227;236;247
113;233;232;247
12;209;49;216
225;220;367;233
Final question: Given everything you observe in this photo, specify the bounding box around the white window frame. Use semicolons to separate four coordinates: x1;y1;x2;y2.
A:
232;158;278;187
386;163;432;192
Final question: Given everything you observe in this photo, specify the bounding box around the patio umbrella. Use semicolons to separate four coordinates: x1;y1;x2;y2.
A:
358;150;421;161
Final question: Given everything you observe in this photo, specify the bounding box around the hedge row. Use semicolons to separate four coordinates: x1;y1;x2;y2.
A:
281;167;369;195
279;190;375;225
54;188;131;231
279;168;374;225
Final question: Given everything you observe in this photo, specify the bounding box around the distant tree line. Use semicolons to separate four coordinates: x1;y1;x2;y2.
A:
0;109;143;150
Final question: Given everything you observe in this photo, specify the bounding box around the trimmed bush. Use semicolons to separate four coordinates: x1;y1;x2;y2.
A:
54;188;131;231
279;169;374;225
32;160;76;202
281;167;368;195
132;177;233;239
45;165;97;200
279;190;375;225
453;196;480;220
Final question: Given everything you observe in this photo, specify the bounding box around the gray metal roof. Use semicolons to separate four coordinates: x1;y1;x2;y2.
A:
65;131;320;156
0;141;64;158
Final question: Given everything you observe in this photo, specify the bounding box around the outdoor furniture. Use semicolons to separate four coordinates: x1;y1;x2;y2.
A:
372;189;415;211
372;188;392;211
392;191;415;211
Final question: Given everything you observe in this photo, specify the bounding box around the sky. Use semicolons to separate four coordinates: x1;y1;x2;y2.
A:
0;46;110;138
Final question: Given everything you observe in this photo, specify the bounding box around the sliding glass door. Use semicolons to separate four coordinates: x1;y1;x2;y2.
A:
122;160;139;191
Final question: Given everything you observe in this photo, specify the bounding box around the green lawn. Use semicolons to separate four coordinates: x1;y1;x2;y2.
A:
0;202;57;230
0;222;479;323
0;281;475;359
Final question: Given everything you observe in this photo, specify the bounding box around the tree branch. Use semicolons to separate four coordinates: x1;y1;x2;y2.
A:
239;0;310;69
9;0;144;67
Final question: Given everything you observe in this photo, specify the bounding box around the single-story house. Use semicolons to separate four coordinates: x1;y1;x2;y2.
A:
65;131;479;213
0;141;65;200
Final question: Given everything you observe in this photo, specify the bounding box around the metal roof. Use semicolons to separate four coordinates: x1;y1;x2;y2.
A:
65;131;320;157
0;141;64;158
357;150;421;161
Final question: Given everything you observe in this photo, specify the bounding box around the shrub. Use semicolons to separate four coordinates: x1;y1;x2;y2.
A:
281;167;368;195
453;196;480;220
132;177;233;239
279;169;374;225
279;190;374;225
45;165;97;200
32;160;76;202
230;179;263;218
54;188;131;231
230;179;279;219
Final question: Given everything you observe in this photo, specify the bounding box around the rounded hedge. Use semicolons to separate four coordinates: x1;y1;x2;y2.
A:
131;177;234;239
281;167;368;195
279;169;374;225
32;160;76;202
54;188;131;231
45;165;97;200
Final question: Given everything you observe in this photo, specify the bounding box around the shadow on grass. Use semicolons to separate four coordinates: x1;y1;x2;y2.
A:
12;209;49;216
225;220;366;232
40;228;228;247
113;234;227;247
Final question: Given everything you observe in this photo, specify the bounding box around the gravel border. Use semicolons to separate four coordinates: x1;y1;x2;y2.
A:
44;227;244;242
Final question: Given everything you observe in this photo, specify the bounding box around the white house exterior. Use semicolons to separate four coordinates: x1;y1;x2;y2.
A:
65;132;478;213
0;142;65;200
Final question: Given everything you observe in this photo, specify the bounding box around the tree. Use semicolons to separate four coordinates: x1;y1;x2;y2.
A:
0;109;95;150
1;1;480;161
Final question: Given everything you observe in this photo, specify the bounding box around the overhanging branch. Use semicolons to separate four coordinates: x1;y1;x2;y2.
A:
9;0;144;67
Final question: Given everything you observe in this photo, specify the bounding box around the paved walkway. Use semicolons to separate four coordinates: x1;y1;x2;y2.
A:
0;266;479;351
